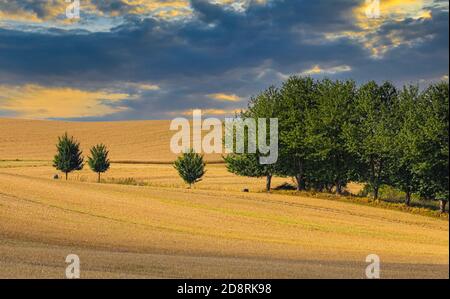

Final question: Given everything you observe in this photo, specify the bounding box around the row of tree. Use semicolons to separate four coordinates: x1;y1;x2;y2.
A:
224;77;449;211
52;132;207;188
53;133;110;182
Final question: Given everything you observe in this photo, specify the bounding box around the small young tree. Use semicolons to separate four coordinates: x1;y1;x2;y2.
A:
87;144;110;183
53;133;84;180
174;149;206;188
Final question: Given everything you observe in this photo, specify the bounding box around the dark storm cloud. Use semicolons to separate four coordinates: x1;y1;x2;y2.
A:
0;0;448;120
0;0;59;19
90;0;132;15
0;0;361;83
348;8;449;85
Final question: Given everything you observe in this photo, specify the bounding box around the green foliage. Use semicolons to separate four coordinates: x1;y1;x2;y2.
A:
387;82;449;209
104;177;143;186
412;82;449;203
87;144;110;182
276;76;317;190
343;81;398;199
224;153;265;177
388;85;421;205
304;79;359;193
274;77;361;193
53;132;84;180
174;149;206;187
222;77;448;211
224;86;281;191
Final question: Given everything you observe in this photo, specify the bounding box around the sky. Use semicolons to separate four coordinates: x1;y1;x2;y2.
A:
0;0;448;120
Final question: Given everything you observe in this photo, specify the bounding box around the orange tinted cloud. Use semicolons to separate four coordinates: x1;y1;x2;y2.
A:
207;93;241;102
169;108;241;117
0;84;132;119
0;0;189;25
301;65;351;75
0;0;265;26
344;0;439;57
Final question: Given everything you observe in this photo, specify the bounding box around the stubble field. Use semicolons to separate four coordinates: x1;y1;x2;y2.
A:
0;118;448;278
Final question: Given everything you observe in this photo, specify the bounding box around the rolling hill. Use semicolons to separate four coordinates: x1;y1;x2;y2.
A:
0;118;221;162
0;118;448;278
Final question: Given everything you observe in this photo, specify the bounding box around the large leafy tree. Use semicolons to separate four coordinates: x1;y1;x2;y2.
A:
222;77;448;211
413;82;449;212
343;81;398;200
277;76;317;190
224;153;276;192
87;144;110;183
174;148;206;188
389;85;421;205
305;79;359;194
224;87;281;192
53;132;84;180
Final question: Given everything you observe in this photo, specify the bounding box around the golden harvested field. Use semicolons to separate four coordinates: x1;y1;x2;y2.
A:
0;118;449;278
0;118;221;162
0;161;292;192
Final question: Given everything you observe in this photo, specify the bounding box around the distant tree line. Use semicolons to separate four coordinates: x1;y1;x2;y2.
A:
225;77;449;212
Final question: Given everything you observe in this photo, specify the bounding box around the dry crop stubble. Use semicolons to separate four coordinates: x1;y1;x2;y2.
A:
0;118;448;278
0;170;448;278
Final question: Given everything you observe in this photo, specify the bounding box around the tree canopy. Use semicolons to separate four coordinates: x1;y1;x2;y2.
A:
53;132;84;180
87;144;110;183
174;149;206;188
223;77;449;211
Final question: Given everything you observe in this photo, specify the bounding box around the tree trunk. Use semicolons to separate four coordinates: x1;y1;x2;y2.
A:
65;172;68;180
295;160;306;191
370;156;379;200
326;184;333;193
295;174;302;191
405;191;411;206
335;180;342;195
373;185;379;200
266;174;272;192
98;172;101;183
439;200;447;213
